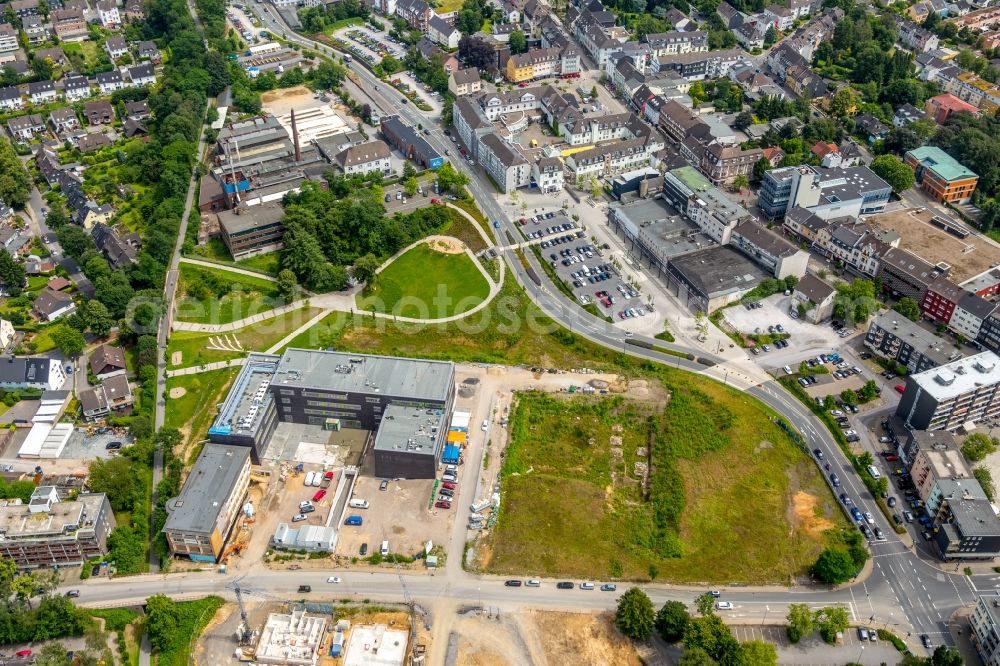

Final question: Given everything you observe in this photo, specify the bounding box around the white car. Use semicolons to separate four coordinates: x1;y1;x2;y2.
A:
526;579;541;587
327;576;342;583
481;419;489;431
844;430;857;436
715;601;734;610
864;512;875;525
830;409;844;416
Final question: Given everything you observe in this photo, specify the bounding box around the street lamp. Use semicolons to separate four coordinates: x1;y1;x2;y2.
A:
761;605;769;627
857;645;864;664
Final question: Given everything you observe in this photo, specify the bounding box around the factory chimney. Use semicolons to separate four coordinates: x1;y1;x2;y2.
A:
291;109;301;162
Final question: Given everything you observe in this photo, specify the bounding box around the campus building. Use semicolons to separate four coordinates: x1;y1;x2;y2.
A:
897;351;1000;431
208;350;456;478
904;146;979;204
162;443;252;563
217;203;285;260
0;487;115;568
757;165;891;219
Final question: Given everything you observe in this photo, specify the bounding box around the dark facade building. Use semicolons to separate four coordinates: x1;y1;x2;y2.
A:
380;116;443;170
877;247;949;300
865;312;962;375
209;350;456;478
217;203;285;260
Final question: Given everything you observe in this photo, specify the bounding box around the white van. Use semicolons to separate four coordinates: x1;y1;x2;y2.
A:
380;540;389;556
304;471;315;487
349;499;370;509
867;465;881;480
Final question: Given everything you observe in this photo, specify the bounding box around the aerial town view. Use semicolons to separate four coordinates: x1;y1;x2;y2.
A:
1;0;1000;661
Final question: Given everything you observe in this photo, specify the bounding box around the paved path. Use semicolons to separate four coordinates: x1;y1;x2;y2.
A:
166;358;246;378
178;256;279;282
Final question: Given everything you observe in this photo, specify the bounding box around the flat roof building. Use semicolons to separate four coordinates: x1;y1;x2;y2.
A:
608;197;715;280
0;487;115;568
897;351;1000;431
218;203;285;260
905;146;979;204
865;311;963;375
971;594;1000;666
373;404;449;479
163;443;252;563
665;245;767;313
209;350;456;478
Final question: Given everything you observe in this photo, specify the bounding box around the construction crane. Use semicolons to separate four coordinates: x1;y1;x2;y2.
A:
233;584;253;645
388;544;423;665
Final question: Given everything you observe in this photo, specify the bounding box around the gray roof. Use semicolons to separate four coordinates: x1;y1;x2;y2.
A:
163;444;251;535
334;139;390;168
949;496;1000;537
33;287;73;316
669;245;767;298
480;132;527;168
880;247;944;285
273;349;454;403
451;67;481;85
794;273;835;303
372;403;447;456
217;202;284;236
957;292;997;320
0;357;56;385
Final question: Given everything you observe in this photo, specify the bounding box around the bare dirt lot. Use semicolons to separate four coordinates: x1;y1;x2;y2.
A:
867;208;1000;281
453;610;645;666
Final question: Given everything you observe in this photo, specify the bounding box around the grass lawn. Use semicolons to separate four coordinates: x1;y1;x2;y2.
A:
165;368;240;447
188;238;281;276
356;244;490;317
481;382;848;584
167;306;323;368
325;16;364;33
441;209;488;253
451;198;496;244
282;279;634;370
176;264;283;325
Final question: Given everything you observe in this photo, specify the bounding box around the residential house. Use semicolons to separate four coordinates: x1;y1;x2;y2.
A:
96;0;120;27
878;246;948;300
90;343;127;378
333;139;392;176
91;223;139;268
124;0;144;21
48;107;79;134
448;68;482;96
34;47;67;66
27;79;55;105
921;277;965;324
0;319;13;349
699;143;763;185
84;99;115;125
76;132;111;152
137;40;160;62
79;202;113;229
0;22;18;53
0;228;31;256
80;374;133;421
0;86;23;111
7;0;40;17
894;16;939;52
427;14;459;49
642;30;708;57
792;273;836;322
762;146;784;168
734;22;766;50
7;114;44;141
21;16;49;45
122;117;146;137
762;4;795;30
717;1;744;28
32;287;75;321
104;36;129;60
127;63;155;87
63;75;91;101
395;0;433;31
51;7;87;41
810;217;891;278
124;100;150;119
96;70;125;94
894;103;927;127
532;156;564;193
951;292;997;341
855;113;889;144
478;132;530;193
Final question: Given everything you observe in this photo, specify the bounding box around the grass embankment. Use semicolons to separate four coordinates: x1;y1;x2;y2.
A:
356;244;490;317
441;208;488;253
175;264;283;325
155;597;225;666
484;383;847;584
188;238;281;275
451;197;497;244
285;279;638;370
165;368;240;448
167;306;323;368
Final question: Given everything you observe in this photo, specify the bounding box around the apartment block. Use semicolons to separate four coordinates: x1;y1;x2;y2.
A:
971;594;1000;666
897;351;1000;431
877;247;949;300
865;312;962;374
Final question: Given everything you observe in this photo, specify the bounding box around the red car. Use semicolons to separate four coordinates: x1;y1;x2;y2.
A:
15;650;31;658
895;385;905;394
441;481;457;490
884;454;900;462
434;501;451;509
312;489;326;502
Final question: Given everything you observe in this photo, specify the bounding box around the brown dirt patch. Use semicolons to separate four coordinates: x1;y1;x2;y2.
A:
261;85;312;103
171;351;182;365
428;237;464;254
792;490;835;538
531;611;643;666
169;387;186;399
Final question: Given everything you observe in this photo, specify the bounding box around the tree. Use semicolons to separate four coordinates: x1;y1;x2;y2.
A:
351;253;380;285
811;547;856;584
145;594;179;653
694;592;716;616
733;174;749;193
815;606;849;644
508;29;526;54
436;161;468;193
829;86;860;118
0;137;30;207
655;600;690;642
57;225;95;260
683;615;740;663
764;25;777;46
87;301;113;337
893;296;921;321
870;154;915;193
860;379;879;402
88;456;148;512
975;466;995;502
740;640;778;666
786;603;814;643
962;433;998;462
734;110;753;130
276;268;299;302
678;647;715;666
51;325;85;357
404;175;418;197
0;249;24;295
614;588;655;640
931;646;964;666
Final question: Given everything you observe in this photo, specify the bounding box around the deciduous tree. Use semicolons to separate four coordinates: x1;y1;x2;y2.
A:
871;154;915;193
655;600;690;642
614;588;655;640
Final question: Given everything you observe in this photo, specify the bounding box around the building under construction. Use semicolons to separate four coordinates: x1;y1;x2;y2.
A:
253;607;327;666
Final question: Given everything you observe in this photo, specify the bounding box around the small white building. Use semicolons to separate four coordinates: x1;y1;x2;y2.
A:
0;318;15;349
97;1;121;27
532;157;564;193
333;140;392;177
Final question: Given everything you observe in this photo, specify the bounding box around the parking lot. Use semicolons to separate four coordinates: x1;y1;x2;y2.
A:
722;294;849;350
729;623;904;664
335;27;403;65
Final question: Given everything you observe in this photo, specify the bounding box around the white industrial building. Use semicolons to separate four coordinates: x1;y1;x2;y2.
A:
255;608;327;666
271;522;337;552
17;422;73;458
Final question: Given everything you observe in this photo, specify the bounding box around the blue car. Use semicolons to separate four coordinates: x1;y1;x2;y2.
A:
851;507;863;522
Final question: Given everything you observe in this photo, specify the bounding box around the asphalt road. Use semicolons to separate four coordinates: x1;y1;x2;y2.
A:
165;6;998;647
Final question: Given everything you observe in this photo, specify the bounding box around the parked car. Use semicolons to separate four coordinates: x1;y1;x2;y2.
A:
526;579;541;587
380;479;389;491
600;583;617;591
66;589;80;597
715;601;734;610
327;577;341;583
360;543;368;555
297;585;311;593
505;580;522;587
580;582;595;590
556;582;574;589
